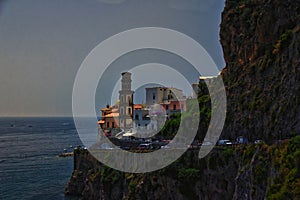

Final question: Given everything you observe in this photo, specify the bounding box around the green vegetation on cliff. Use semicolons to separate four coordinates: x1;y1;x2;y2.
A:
220;0;300;142
65;136;300;199
267;136;300;199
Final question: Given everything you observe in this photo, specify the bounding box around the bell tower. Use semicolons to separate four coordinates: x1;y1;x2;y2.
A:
119;72;134;130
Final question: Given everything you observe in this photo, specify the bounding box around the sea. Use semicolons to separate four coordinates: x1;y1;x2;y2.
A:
0;117;84;200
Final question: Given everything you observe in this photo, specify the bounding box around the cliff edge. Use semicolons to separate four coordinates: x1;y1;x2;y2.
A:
65;137;300;199
220;0;300;141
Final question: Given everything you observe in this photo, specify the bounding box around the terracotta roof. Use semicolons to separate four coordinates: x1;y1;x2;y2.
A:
101;107;111;111
103;113;119;118
134;104;143;109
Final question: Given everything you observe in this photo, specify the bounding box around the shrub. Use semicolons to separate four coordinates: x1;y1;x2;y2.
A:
178;168;200;180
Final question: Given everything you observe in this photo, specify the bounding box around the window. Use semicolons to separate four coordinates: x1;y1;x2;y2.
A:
107;122;109;128
127;96;131;103
135;114;139;120
128;107;131;115
112;122;115;128
153;93;155;100
166;105;169;110
173;104;176;110
120;108;124;115
121;95;124;102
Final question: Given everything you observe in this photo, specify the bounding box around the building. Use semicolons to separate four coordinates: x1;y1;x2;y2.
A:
192;76;218;98
145;87;184;105
97;72;188;137
133;104;153;130
97;105;119;130
118;72;134;130
146;87;186;117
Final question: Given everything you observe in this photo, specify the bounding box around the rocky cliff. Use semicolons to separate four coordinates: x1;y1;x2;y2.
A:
220;0;300;141
65;1;300;199
65;137;300;199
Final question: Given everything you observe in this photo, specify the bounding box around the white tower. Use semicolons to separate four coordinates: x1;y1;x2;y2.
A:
119;72;134;130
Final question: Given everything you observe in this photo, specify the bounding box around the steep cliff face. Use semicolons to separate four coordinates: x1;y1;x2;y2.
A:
220;0;300;141
65;149;239;200
65;137;300;200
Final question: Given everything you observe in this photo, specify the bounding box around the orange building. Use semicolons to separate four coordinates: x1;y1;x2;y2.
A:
98;105;119;130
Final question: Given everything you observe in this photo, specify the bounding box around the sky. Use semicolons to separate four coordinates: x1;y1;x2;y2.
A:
0;0;225;117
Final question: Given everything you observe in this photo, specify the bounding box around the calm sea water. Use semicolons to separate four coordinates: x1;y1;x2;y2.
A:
0;117;83;200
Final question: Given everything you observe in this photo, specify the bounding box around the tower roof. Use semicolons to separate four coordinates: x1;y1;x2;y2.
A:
121;72;131;76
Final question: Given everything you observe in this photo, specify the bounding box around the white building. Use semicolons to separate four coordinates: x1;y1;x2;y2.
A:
118;72;134;130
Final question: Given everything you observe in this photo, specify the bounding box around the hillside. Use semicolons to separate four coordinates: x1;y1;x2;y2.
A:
220;0;300;141
65;137;300;199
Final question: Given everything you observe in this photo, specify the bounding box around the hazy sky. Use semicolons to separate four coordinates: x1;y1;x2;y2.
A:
0;0;225;116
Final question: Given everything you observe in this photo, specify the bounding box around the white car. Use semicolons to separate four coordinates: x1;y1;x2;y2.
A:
202;141;213;146
100;143;113;149
254;140;264;144
218;140;232;146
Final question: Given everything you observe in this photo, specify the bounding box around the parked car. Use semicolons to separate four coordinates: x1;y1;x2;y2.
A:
218;140;231;146
120;145;131;150
100;143;113;149
236;136;249;144
254;140;264;144
137;143;152;150
160;145;170;149
202;141;213;146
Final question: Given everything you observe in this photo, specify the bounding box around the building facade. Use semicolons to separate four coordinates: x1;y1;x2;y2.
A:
97;72;188;138
118;72;134;130
146;87;186;117
98;105;119;130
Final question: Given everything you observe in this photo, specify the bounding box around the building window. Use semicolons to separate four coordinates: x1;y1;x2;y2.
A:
166;105;169;110
153;93;155;100
121;95;124;102
120;108;124;115
173;104;176;110
112;122;115;128
128;107;131;115
107;122;109;128
127;96;131;103
135;114;139;120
